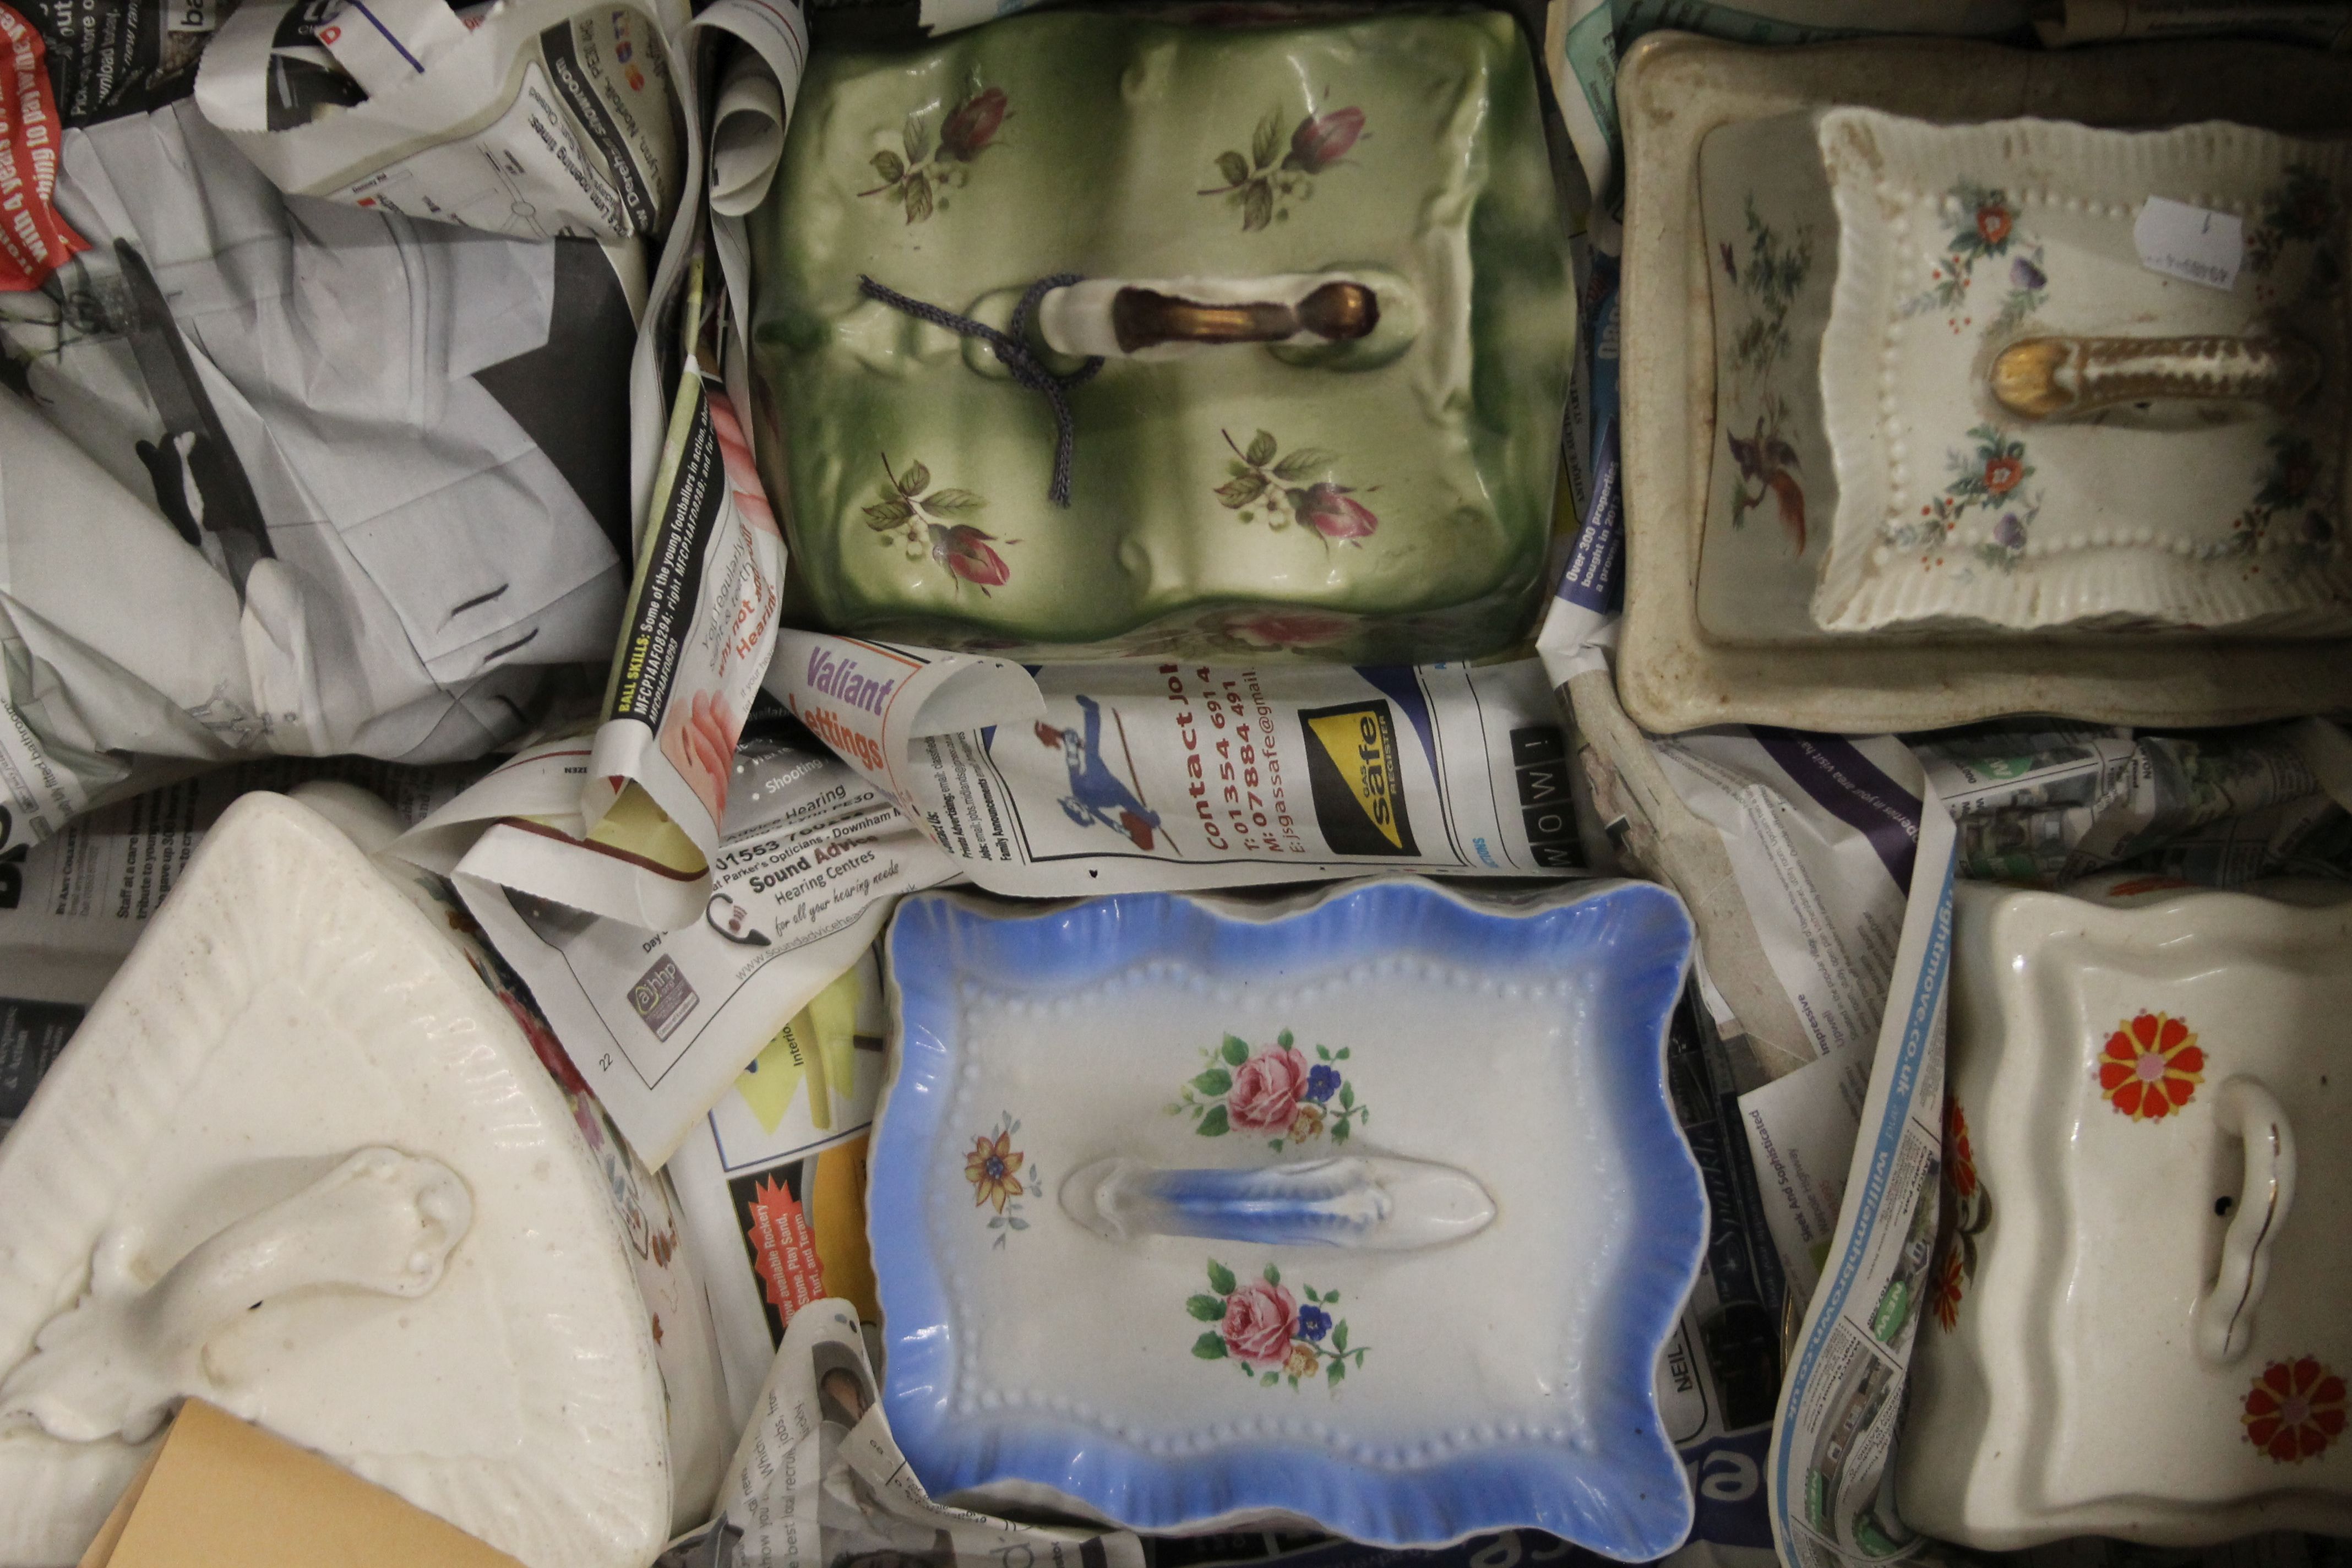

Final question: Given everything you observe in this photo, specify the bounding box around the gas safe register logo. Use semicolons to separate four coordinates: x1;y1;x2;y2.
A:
1299;700;1418;857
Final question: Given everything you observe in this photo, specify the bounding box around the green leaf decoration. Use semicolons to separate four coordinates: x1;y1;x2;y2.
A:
862;498;913;529
1339;1084;1354;1110
1267;1139;1284;1152
903;112;930;166
1222;1036;1251;1066
903;172;932;224
871;150;905;184
1261;1371;1280;1386
1335;1047;1351;1060
925;488;986;515
1191;1068;1233;1096
1215;472;1267;510
1193;1332;1229;1360
1288;1376;1300;1389
1245;430;1278;467
1186;1294;1227;1321
1206;1259;1238;1295
1252;108;1283;171
1303;1287;1320;1303
1330;1119;1350;1145
1272;448;1335;481
1316;1044;1331;1061
1196;1105;1230;1137
1216;150;1250;188
1278;1029;1294;1048
1324;1292;1338;1303
1263;1263;1281;1285
1008;1218;1027;1229
1332;1321;1348;1354
1242;179;1273;233
1327;1358;1345;1385
988;1217;1003;1228
899;461;930;496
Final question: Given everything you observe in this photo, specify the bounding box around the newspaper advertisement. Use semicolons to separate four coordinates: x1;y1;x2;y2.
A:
193;0;684;242
669;955;886;1433
767;631;1587;897
1764;791;1957;1568
682;1298;1147;1568
583;253;787;932
396;714;957;1167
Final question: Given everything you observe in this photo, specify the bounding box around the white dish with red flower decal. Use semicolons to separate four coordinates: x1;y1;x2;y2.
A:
1898;873;2352;1547
1696;106;2352;642
869;877;1706;1554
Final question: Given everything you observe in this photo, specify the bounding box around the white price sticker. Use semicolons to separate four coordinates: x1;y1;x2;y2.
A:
2133;196;2244;292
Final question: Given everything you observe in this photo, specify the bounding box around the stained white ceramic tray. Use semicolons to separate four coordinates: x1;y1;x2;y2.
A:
1616;30;2352;733
869;877;1705;1556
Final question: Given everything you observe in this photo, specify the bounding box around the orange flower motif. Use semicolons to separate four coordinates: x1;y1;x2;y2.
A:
2243;1357;2347;1463
965;1130;1024;1213
2098;1011;2204;1121
1983;454;2024;494
1975;204;2012;246
1944;1096;1978;1201
1928;1245;1966;1332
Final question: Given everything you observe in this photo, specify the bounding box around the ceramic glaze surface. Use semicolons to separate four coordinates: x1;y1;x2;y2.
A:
871;879;1703;1555
749;10;1572;663
1899;876;2352;1547
0;796;674;1568
1695;108;2352;640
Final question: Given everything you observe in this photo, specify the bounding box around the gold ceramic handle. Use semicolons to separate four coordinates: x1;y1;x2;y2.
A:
1108;281;1378;353
1990;334;2322;421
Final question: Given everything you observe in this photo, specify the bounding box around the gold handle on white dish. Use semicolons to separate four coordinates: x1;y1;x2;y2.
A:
1989;334;2321;422
2196;1076;2296;1366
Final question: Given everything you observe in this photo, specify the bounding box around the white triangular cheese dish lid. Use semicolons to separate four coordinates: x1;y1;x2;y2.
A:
0;794;671;1568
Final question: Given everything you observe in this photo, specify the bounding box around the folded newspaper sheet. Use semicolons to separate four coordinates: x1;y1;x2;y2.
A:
670;956;888;1434
393;714;956;1166
683;1298;1146;1568
766;632;1586;896
194;0;683;242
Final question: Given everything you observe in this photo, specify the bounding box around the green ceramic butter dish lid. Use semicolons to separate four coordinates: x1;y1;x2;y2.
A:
749;6;1574;663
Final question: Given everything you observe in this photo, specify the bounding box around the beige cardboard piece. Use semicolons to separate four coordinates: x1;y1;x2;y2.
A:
78;1400;524;1568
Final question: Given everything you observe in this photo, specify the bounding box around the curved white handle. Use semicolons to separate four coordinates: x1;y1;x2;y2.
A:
2196;1077;2296;1365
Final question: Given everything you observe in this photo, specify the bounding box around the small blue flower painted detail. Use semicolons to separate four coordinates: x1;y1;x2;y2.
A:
1298;1304;1333;1342
1305;1065;1341;1104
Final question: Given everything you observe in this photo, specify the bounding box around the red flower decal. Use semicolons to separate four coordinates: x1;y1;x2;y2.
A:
1928;1245;1966;1331
1220;610;1351;650
939;87;1008;161
1285;107;1364;175
1298;482;1378;543
1975;204;2012;246
929;523;1011;592
2244;1357;2347;1463
1944;1096;1978;1201
2098;1011;2204;1121
1983;454;2023;494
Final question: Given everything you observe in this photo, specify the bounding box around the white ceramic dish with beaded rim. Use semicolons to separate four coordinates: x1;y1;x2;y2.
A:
1615;30;2352;733
868;876;1707;1556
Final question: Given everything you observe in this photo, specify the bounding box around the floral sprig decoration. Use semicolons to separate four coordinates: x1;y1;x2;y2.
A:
1214;429;1378;546
1170;1028;1367;1151
1188;1259;1370;1390
1902;183;2034;331
859;86;1008;225
1723;195;1814;387
966;1110;1038;1249
864;453;1015;594
1199;104;1364;232
2248;165;2338;277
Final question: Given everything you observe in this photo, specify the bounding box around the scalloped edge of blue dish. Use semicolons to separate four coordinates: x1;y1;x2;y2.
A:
871;876;1705;1557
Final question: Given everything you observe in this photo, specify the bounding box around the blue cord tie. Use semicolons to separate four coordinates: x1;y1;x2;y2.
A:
857;272;1103;508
